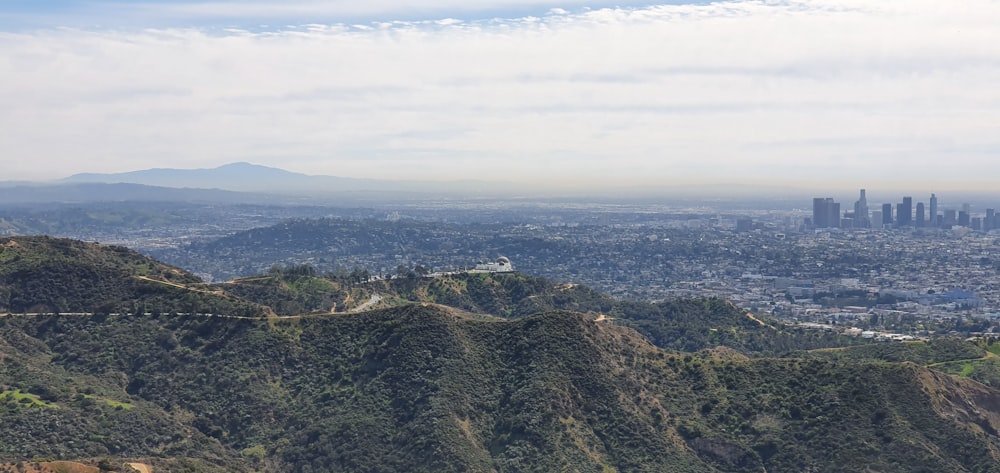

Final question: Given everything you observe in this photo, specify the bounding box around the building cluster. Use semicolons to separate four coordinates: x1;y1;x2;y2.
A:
659;228;1000;337
811;189;999;231
473;256;515;273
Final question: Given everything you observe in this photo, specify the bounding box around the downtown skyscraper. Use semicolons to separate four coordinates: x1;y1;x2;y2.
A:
853;189;870;228
813;198;840;228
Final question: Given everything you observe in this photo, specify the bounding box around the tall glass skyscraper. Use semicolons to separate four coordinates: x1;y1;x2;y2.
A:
897;196;913;227
929;193;938;227
813;198;840;228
853;189;870;228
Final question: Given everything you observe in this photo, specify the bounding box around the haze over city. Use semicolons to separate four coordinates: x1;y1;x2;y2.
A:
2;0;999;193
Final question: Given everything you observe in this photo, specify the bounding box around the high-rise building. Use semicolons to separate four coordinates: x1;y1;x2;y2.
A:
813;198;827;228
916;202;925;227
872;210;883;227
959;211;970;227
929;193;938;227
944;209;957;226
896;196;913;227
853;189;870;228
882;203;893;227
812;197;840;228
986;209;995;231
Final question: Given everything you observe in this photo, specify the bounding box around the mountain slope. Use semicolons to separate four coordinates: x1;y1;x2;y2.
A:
2;306;1000;472
1;236;814;356
0;182;274;204
225;270;860;355
65;162;340;193
63;162;494;196
2;238;1000;471
0;236;265;316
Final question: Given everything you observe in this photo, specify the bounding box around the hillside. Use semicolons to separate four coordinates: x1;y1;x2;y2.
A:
3;237;1000;471
799;337;1000;388
221;269;861;355
0;237;851;355
0;236;266;317
2;306;1000;472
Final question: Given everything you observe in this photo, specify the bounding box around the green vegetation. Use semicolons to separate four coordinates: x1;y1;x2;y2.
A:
799;338;987;366
796;338;1000;388
936;356;1000;388
0;389;57;409
0;237;862;356
219;269;860;355
81;395;133;411
926;337;1000;387
360;273;863;355
218;265;349;316
2;307;1000;472
1;237;1000;471
0;236;266;317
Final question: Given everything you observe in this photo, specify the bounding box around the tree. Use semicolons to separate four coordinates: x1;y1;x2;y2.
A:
97;458;117;471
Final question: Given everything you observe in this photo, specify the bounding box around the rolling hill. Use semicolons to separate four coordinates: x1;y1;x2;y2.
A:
2;237;1000;471
219;268;861;355
0;236;266;317
2;306;1000;472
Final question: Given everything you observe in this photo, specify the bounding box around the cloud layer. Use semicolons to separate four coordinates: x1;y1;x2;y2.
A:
2;0;999;191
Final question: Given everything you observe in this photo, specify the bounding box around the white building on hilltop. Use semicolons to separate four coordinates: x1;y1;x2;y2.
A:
475;256;514;273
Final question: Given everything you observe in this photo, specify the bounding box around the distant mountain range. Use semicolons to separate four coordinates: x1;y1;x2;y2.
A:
0;162;516;204
14;162;996;205
0;181;270;204
62;162;499;196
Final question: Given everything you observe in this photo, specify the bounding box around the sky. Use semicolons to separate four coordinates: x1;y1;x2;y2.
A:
2;0;999;192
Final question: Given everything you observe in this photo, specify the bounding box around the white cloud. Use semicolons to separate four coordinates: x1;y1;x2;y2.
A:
34;0;647;26
1;0;1000;190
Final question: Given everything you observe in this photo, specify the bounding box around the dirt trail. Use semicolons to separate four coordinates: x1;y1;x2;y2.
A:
350;293;383;313
135;276;223;295
745;312;766;326
127;463;152;473
927;350;998;368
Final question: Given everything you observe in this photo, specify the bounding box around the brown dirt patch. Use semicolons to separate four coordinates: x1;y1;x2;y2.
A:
0;461;99;473
127;463;152;473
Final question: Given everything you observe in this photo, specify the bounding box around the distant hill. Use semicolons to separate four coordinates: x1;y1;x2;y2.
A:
65;162;342;193
0;236;265;316
0;236;876;355
219;268;860;354
0;181;277;204
62;162;498;196
799;338;1000;388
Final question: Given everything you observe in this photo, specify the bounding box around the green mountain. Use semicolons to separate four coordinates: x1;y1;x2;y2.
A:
4;237;831;356
221;269;860;355
0;236;266;317
3;307;1000;472
798;338;1000;388
2;237;1000;471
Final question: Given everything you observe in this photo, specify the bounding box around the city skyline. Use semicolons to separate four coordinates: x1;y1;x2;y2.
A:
811;188;1000;231
2;1;999;191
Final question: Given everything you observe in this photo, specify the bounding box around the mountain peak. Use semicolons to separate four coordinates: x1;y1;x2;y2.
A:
58;162;506;198
214;162;292;172
62;162;319;193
